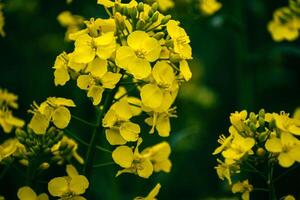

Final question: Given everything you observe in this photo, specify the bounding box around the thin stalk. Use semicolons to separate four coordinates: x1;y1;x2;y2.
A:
93;161;114;168
71;115;98;127
83;86;120;176
268;161;276;200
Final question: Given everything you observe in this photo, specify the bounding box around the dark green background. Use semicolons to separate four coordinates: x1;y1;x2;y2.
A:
0;0;300;199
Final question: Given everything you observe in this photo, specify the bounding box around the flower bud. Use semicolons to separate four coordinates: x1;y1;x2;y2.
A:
138;2;144;12
151;12;159;22
151;2;158;12
256;148;266;157
249;112;257;123
258;109;265;118
153;32;165;40
161;15;171;25
130;7;138;19
39;162;50;170
258;117;265;127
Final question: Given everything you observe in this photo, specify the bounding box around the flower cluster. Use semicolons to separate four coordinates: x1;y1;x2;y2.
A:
53;0;192;177
198;0;222;16
268;0;300;42
0;88;24;134
213;108;300;200
0;3;5;37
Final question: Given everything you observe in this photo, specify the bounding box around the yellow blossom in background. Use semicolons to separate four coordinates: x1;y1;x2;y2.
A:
48;165;89;199
0;3;5;37
57;11;84;41
134;183;161;200
28;97;75;134
231;180;253;200
17;186;49;200
0;138;25;162
0;89;24;133
268;7;300;42
283;195;296;200
199;0;222;16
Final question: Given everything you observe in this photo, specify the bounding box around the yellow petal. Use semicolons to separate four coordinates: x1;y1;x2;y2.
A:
29;113;50;134
102;109;118;128
119;122;140;142
105;128;127;145
112;146;134;168
87;85;104;105
97;0;115;7
179;60;192;81
37;193;49;200
66;164;79;177
115;46;136;70
52;107;71;129
69;175;89;195
101;72;122;89
77;75;94;90
127;31;149;50
17;186;37;200
152;61;175;86
48;177;69;197
47;97;76;107
128;58;151;80
137;159;153;178
156;114;171;137
278;152;295;168
140;84;163;109
86;57;107;78
54;67;70;86
112;99;132;120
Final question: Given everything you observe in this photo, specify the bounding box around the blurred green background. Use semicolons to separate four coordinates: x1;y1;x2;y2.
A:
1;0;300;199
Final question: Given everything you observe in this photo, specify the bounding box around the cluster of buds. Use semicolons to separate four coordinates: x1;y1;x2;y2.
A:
213;108;300;200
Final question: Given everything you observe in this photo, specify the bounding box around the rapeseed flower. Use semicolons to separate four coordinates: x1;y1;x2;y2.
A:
199;0;222;16
48;165;89;199
231;180;253;200
29;97;75;134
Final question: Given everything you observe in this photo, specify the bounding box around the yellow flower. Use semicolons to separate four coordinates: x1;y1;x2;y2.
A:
70;32;116;64
0;138;25;162
134;183;161;200
29;97;76;134
268;7;300;42
229;110;247;132
51;136;84;164
199;0;222;16
17;186;49;200
112;138;154;178
265;132;300;167
231;180;253;200
167;20;192;59
48;165;89;199
273;112;300;136
103;99;141;145
0;88;19;109
142;142;172;173
215;159;234;185
221;133;255;161
0;4;5;37
116;31;162;79
0;109;24;134
77;71;121;105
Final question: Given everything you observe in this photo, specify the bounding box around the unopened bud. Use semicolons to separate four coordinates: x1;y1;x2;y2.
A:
152;2;158;12
256;148;266;157
153;32;165;40
161;15;171;25
39;162;50;170
151;12;159;22
259;109;265;118
138;2;144;12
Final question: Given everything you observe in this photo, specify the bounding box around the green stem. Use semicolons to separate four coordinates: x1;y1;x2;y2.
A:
71;115;98;127
83;87;120;176
93;161;114;168
268;162;276;200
